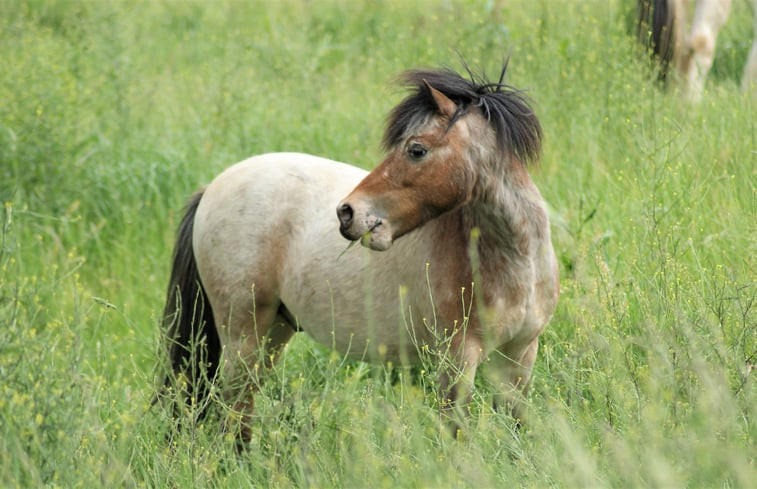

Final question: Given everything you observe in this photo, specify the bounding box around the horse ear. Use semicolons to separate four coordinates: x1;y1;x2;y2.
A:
423;80;457;118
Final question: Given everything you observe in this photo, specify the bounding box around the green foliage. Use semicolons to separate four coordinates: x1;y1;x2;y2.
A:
1;0;754;487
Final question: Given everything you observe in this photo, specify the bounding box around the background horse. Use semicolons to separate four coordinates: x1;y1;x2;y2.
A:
638;0;757;100
160;64;559;442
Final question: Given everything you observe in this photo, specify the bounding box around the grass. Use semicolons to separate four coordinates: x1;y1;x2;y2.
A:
1;0;754;487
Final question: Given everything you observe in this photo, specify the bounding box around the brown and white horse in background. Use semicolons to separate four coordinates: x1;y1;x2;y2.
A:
639;0;757;100
159;64;558;443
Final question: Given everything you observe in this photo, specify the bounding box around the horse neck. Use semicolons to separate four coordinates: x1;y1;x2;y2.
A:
461;158;549;280
423;155;549;314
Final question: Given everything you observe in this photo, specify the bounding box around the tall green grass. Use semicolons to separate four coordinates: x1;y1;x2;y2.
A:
1;0;754;487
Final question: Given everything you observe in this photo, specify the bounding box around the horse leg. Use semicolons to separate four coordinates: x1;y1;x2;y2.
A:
742;2;757;95
215;296;294;445
437;333;484;435
484;338;539;425
679;0;732;100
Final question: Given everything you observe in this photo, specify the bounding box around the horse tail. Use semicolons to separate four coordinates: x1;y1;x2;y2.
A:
637;0;677;80
158;190;221;414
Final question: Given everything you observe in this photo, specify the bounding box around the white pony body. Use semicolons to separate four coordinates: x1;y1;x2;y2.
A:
194;153;435;361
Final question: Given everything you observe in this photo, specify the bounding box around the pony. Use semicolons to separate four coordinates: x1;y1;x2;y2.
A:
159;62;559;443
638;0;757;100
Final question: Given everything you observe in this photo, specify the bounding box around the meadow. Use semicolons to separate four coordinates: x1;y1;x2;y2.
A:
1;0;754;487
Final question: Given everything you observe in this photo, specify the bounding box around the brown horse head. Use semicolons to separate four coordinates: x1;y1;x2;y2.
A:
337;82;478;250
337;65;542;251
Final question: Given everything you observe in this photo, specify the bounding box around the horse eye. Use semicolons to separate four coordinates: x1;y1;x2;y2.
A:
407;144;428;160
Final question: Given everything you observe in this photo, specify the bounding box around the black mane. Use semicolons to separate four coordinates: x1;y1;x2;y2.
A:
383;62;542;164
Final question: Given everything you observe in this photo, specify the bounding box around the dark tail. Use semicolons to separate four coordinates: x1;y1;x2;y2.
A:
637;0;676;81
158;190;221;414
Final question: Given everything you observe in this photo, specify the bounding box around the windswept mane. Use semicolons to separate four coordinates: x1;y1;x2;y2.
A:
383;62;542;164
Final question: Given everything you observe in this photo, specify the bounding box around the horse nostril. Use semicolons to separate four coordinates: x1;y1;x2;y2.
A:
337;203;354;228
